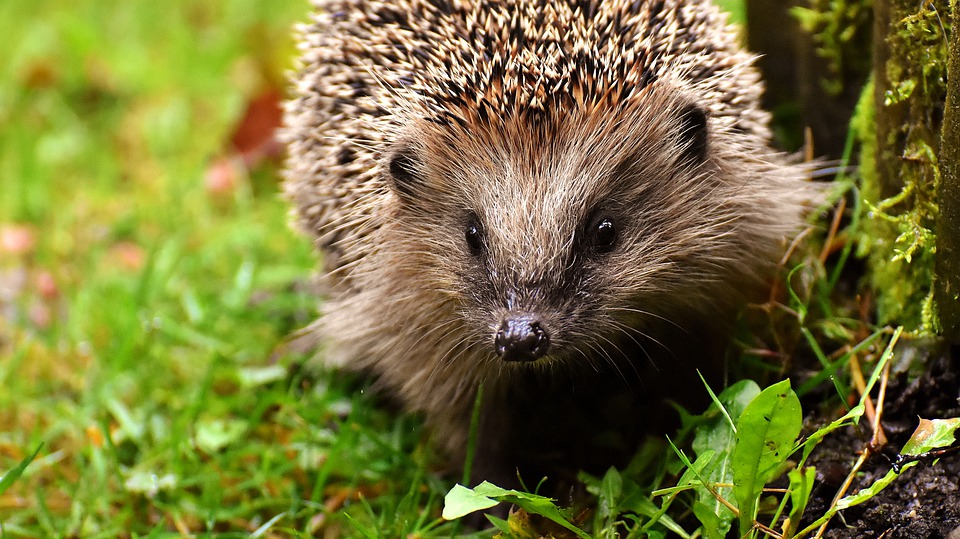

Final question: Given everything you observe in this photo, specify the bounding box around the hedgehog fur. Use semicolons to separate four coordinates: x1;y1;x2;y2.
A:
284;0;819;483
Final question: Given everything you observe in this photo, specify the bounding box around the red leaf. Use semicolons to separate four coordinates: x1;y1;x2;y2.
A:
229;88;283;167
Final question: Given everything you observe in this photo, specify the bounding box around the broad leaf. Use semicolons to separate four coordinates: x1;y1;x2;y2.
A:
731;379;802;535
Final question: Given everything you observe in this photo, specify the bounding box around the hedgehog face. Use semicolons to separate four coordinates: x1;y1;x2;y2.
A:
384;90;732;368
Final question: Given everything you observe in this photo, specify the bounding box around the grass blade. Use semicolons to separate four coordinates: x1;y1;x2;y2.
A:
0;444;43;495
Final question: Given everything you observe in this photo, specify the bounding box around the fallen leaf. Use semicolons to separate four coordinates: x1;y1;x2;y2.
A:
229;88;284;166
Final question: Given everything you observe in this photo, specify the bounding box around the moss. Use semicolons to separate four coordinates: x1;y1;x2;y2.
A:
793;0;874;96
858;0;951;332
884;7;951;106
937;0;960;341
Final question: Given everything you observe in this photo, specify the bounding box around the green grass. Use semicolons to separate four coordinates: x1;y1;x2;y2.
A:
0;1;461;536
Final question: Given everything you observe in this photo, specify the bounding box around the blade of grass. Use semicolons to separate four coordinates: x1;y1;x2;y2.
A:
0;444;43;495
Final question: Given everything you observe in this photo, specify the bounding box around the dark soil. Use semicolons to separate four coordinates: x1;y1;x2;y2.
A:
799;343;960;538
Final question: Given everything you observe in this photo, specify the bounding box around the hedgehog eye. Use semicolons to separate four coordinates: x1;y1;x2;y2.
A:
464;219;484;255
590;217;617;252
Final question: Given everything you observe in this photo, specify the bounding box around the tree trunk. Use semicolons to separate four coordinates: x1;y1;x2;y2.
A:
937;0;960;342
745;1;954;336
861;0;950;331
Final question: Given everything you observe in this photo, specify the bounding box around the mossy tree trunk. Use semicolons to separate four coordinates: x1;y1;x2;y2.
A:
865;0;951;334
746;0;956;341
938;0;960;342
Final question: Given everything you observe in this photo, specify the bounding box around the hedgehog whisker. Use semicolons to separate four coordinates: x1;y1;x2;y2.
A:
607;317;673;367
591;333;634;385
606;306;689;336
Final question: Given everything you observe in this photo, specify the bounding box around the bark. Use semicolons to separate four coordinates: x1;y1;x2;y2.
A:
863;0;948;329
871;0;904;200
937;0;960;342
745;0;953;335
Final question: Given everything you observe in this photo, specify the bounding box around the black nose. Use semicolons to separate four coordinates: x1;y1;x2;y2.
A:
495;316;550;362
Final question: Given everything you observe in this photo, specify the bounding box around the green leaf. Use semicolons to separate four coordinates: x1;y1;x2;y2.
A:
692;379;761;535
784;466;816;538
796;403;865;464
650;439;717;539
237;365;287;389
441;484;498;520
798;467;904;535
901;417;960;455
0;444;43;495
634;495;694;539
731;379;802;536
597;467;622;523
123;470;177;497
485;513;512;534
443;482;591;539
193;418;247;453
834;468;900;510
794;413;953;536
477;482;590;539
692;501;725;539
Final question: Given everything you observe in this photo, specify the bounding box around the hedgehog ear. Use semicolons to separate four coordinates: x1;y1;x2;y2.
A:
677;103;708;163
385;142;425;200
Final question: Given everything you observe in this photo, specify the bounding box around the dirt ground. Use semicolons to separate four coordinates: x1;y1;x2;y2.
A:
800;345;960;538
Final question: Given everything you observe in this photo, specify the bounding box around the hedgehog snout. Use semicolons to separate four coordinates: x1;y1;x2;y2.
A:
494;315;550;362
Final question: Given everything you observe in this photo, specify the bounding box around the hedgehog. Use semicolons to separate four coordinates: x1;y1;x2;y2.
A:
283;0;818;485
